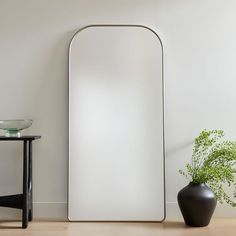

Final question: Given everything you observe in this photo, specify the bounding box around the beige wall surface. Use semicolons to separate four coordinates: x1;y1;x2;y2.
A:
0;0;236;219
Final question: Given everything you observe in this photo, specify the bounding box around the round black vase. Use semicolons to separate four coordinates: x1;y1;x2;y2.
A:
177;182;217;227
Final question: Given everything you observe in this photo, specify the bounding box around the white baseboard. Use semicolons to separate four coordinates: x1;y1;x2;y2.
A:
166;202;236;220
0;202;235;221
0;202;68;221
33;202;68;220
0;208;21;220
166;202;182;220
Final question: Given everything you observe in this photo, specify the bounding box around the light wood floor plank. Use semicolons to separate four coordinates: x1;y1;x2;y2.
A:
0;219;235;236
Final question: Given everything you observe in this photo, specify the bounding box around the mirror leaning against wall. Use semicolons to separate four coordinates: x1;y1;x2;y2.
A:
69;25;165;221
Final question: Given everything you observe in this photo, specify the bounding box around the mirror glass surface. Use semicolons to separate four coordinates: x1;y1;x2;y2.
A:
69;26;164;221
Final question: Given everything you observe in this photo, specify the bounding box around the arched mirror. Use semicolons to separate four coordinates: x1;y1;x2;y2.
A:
69;25;165;221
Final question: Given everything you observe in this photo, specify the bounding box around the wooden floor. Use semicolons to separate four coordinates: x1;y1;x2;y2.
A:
0;219;235;236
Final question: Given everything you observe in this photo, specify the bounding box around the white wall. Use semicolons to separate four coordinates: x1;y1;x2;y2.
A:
0;0;236;220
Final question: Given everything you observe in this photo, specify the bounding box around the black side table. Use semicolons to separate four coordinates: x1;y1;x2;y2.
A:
0;136;41;228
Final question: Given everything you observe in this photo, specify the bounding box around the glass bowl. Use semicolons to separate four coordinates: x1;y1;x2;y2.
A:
0;119;33;137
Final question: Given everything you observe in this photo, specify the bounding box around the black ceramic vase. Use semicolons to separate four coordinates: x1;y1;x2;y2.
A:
177;182;217;227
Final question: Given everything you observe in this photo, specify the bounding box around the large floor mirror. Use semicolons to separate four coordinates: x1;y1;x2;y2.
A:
69;25;165;221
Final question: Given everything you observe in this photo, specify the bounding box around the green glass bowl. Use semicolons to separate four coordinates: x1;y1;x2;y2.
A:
0;119;33;137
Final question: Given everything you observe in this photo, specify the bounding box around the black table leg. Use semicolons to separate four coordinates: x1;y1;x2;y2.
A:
22;140;29;229
0;136;40;229
28;140;33;221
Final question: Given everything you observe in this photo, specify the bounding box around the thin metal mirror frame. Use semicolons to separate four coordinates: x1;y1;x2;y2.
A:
68;24;166;222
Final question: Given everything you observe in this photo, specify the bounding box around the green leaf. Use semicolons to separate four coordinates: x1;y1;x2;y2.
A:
179;129;236;207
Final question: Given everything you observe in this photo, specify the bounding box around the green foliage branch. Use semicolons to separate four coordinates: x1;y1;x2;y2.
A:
179;130;236;206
